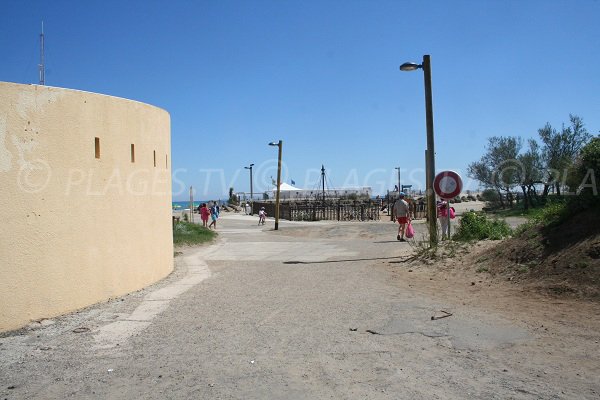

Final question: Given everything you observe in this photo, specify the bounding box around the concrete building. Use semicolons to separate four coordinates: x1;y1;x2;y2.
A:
0;82;173;332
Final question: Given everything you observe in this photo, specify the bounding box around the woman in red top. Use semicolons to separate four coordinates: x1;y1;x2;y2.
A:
200;203;210;227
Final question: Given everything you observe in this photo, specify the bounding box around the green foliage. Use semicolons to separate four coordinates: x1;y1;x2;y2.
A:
481;188;500;202
408;235;467;260
228;187;239;205
580;136;600;173
532;200;569;226
173;222;216;246
567;136;600;199
517;139;543;186
511;198;571;238
467;136;522;198
539;115;591;185
468;115;591;205
513;220;537;237
453;211;512;241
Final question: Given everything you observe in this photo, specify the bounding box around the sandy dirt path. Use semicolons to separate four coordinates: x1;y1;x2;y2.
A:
1;214;598;399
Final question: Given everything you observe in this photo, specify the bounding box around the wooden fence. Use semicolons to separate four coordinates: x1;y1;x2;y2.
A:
251;200;381;222
250;198;429;222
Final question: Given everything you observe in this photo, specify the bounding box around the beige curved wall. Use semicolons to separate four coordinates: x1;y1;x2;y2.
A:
0;81;173;332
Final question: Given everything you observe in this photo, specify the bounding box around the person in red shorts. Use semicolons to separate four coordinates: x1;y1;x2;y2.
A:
393;192;410;241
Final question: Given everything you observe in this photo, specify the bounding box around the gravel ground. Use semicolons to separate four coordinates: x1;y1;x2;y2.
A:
1;213;598;399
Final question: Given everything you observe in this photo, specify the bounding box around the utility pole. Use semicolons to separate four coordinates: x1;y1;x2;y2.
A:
269;141;283;230
423;55;438;245
321;165;326;203
39;21;45;85
400;54;438;246
245;163;254;215
189;186;194;223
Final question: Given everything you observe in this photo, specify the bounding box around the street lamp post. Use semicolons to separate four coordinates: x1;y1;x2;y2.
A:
268;140;283;230
244;163;254;215
400;54;438;245
395;167;401;192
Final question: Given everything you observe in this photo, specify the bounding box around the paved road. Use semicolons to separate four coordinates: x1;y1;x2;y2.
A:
0;214;593;399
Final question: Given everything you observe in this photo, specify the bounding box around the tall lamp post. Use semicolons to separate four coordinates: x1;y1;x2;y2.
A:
244;163;254;215
400;54;438;245
395;167;401;192
268;140;283;230
391;166;402;222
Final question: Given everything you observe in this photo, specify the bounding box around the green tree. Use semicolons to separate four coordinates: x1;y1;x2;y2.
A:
515;139;544;209
468;136;522;208
228;187;239;205
567;136;600;205
539;114;591;197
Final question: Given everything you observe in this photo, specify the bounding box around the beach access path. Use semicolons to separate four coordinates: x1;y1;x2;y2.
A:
1;213;599;399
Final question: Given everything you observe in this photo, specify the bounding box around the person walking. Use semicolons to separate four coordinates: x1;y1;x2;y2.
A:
393;192;410;241
200;203;210;227
208;202;219;229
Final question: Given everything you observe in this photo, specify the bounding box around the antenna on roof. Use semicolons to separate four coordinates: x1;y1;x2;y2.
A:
321;165;326;202
38;21;45;85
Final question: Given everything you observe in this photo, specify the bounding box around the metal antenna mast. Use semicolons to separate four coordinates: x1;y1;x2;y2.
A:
39;21;45;85
321;165;326;202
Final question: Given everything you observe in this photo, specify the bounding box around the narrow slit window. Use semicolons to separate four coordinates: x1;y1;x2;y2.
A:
165;154;168;169
153;150;156;167
131;144;135;163
94;137;100;159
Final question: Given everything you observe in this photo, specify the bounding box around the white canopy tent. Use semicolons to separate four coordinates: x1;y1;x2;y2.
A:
271;182;302;199
277;182;302;191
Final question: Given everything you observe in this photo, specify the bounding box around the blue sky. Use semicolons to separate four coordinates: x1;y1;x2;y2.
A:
2;0;599;200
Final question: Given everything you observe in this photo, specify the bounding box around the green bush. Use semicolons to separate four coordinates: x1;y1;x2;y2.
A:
567;137;600;195
481;189;500;203
453;211;512;241
511;199;579;238
173;222;216;246
513;220;537;237
532;200;569;227
566;137;600;212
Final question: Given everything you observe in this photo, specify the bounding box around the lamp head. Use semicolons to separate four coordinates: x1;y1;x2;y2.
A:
400;62;422;71
268;141;281;146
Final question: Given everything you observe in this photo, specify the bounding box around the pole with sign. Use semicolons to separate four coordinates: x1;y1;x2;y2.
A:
433;171;463;239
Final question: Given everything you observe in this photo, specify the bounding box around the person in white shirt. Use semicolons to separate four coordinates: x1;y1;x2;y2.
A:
258;207;267;225
393;192;411;241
